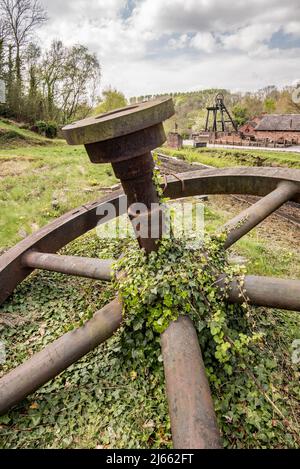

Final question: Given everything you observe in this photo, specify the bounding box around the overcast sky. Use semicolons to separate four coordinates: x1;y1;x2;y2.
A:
39;0;300;98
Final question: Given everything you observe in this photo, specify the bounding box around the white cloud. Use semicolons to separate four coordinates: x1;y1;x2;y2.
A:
221;24;276;52
37;0;300;97
130;0;299;34
283;21;300;38
168;34;189;50
190;32;217;52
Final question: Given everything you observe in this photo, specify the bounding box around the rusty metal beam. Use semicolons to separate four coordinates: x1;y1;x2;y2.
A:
0;299;122;415
225;275;300;312
222;181;299;249
161;316;222;449
22;251;113;281
164;167;300;203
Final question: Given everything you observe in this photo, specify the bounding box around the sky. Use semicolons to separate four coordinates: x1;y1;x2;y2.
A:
38;0;300;98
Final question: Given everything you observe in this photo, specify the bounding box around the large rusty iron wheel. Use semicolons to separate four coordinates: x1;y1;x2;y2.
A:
0;98;299;449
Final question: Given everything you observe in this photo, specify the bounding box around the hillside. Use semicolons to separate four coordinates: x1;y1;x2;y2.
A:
0;119;62;148
130;87;300;138
0;121;117;249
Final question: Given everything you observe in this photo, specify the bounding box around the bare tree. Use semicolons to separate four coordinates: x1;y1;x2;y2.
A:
0;21;6;79
0;0;47;81
40;40;66;120
60;45;100;122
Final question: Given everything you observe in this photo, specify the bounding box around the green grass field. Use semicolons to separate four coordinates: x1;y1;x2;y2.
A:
159;145;300;168
0;120;117;249
0;120;299;449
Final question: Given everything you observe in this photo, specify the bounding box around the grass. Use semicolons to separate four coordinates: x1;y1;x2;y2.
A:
0;120;299;448
159;145;300;169
0;120;117;250
0;119;63;146
203;201;300;279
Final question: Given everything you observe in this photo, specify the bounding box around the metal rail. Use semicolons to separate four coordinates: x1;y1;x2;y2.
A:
157;152;300;227
231;195;300;228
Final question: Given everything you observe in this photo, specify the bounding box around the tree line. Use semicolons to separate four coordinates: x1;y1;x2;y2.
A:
133;85;300;137
0;0;100;131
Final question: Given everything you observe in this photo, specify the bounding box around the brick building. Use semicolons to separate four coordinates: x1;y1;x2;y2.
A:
239;116;264;138
254;114;300;144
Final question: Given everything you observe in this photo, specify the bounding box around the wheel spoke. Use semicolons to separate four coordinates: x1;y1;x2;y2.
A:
221;182;298;249
218;275;300;312
0;299;122;415
22;251;113;281
161;316;221;448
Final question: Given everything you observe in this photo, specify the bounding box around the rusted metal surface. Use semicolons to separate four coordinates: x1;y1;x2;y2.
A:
230;195;300;228
86;124;166;164
21;249;300;313
114;152;164;253
225;275;300;312
64;99;175;254
161;316;222;449
164;167;300;203
62;98;174;146
22;251;113;281
0;299;122;415
223;181;299;248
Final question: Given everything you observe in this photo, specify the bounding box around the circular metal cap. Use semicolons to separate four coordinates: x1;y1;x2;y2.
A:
62;98;175;146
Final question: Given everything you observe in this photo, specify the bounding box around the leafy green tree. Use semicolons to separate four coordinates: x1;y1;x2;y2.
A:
264;98;276;113
60;45;100;123
232;104;249;126
0;20;7;80
94;88;127;114
23;42;43;122
0;0;47;119
40;40;65;121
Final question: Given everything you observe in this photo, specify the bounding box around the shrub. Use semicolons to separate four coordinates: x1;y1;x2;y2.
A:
32;120;58;139
45;121;58;139
34;120;47;135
